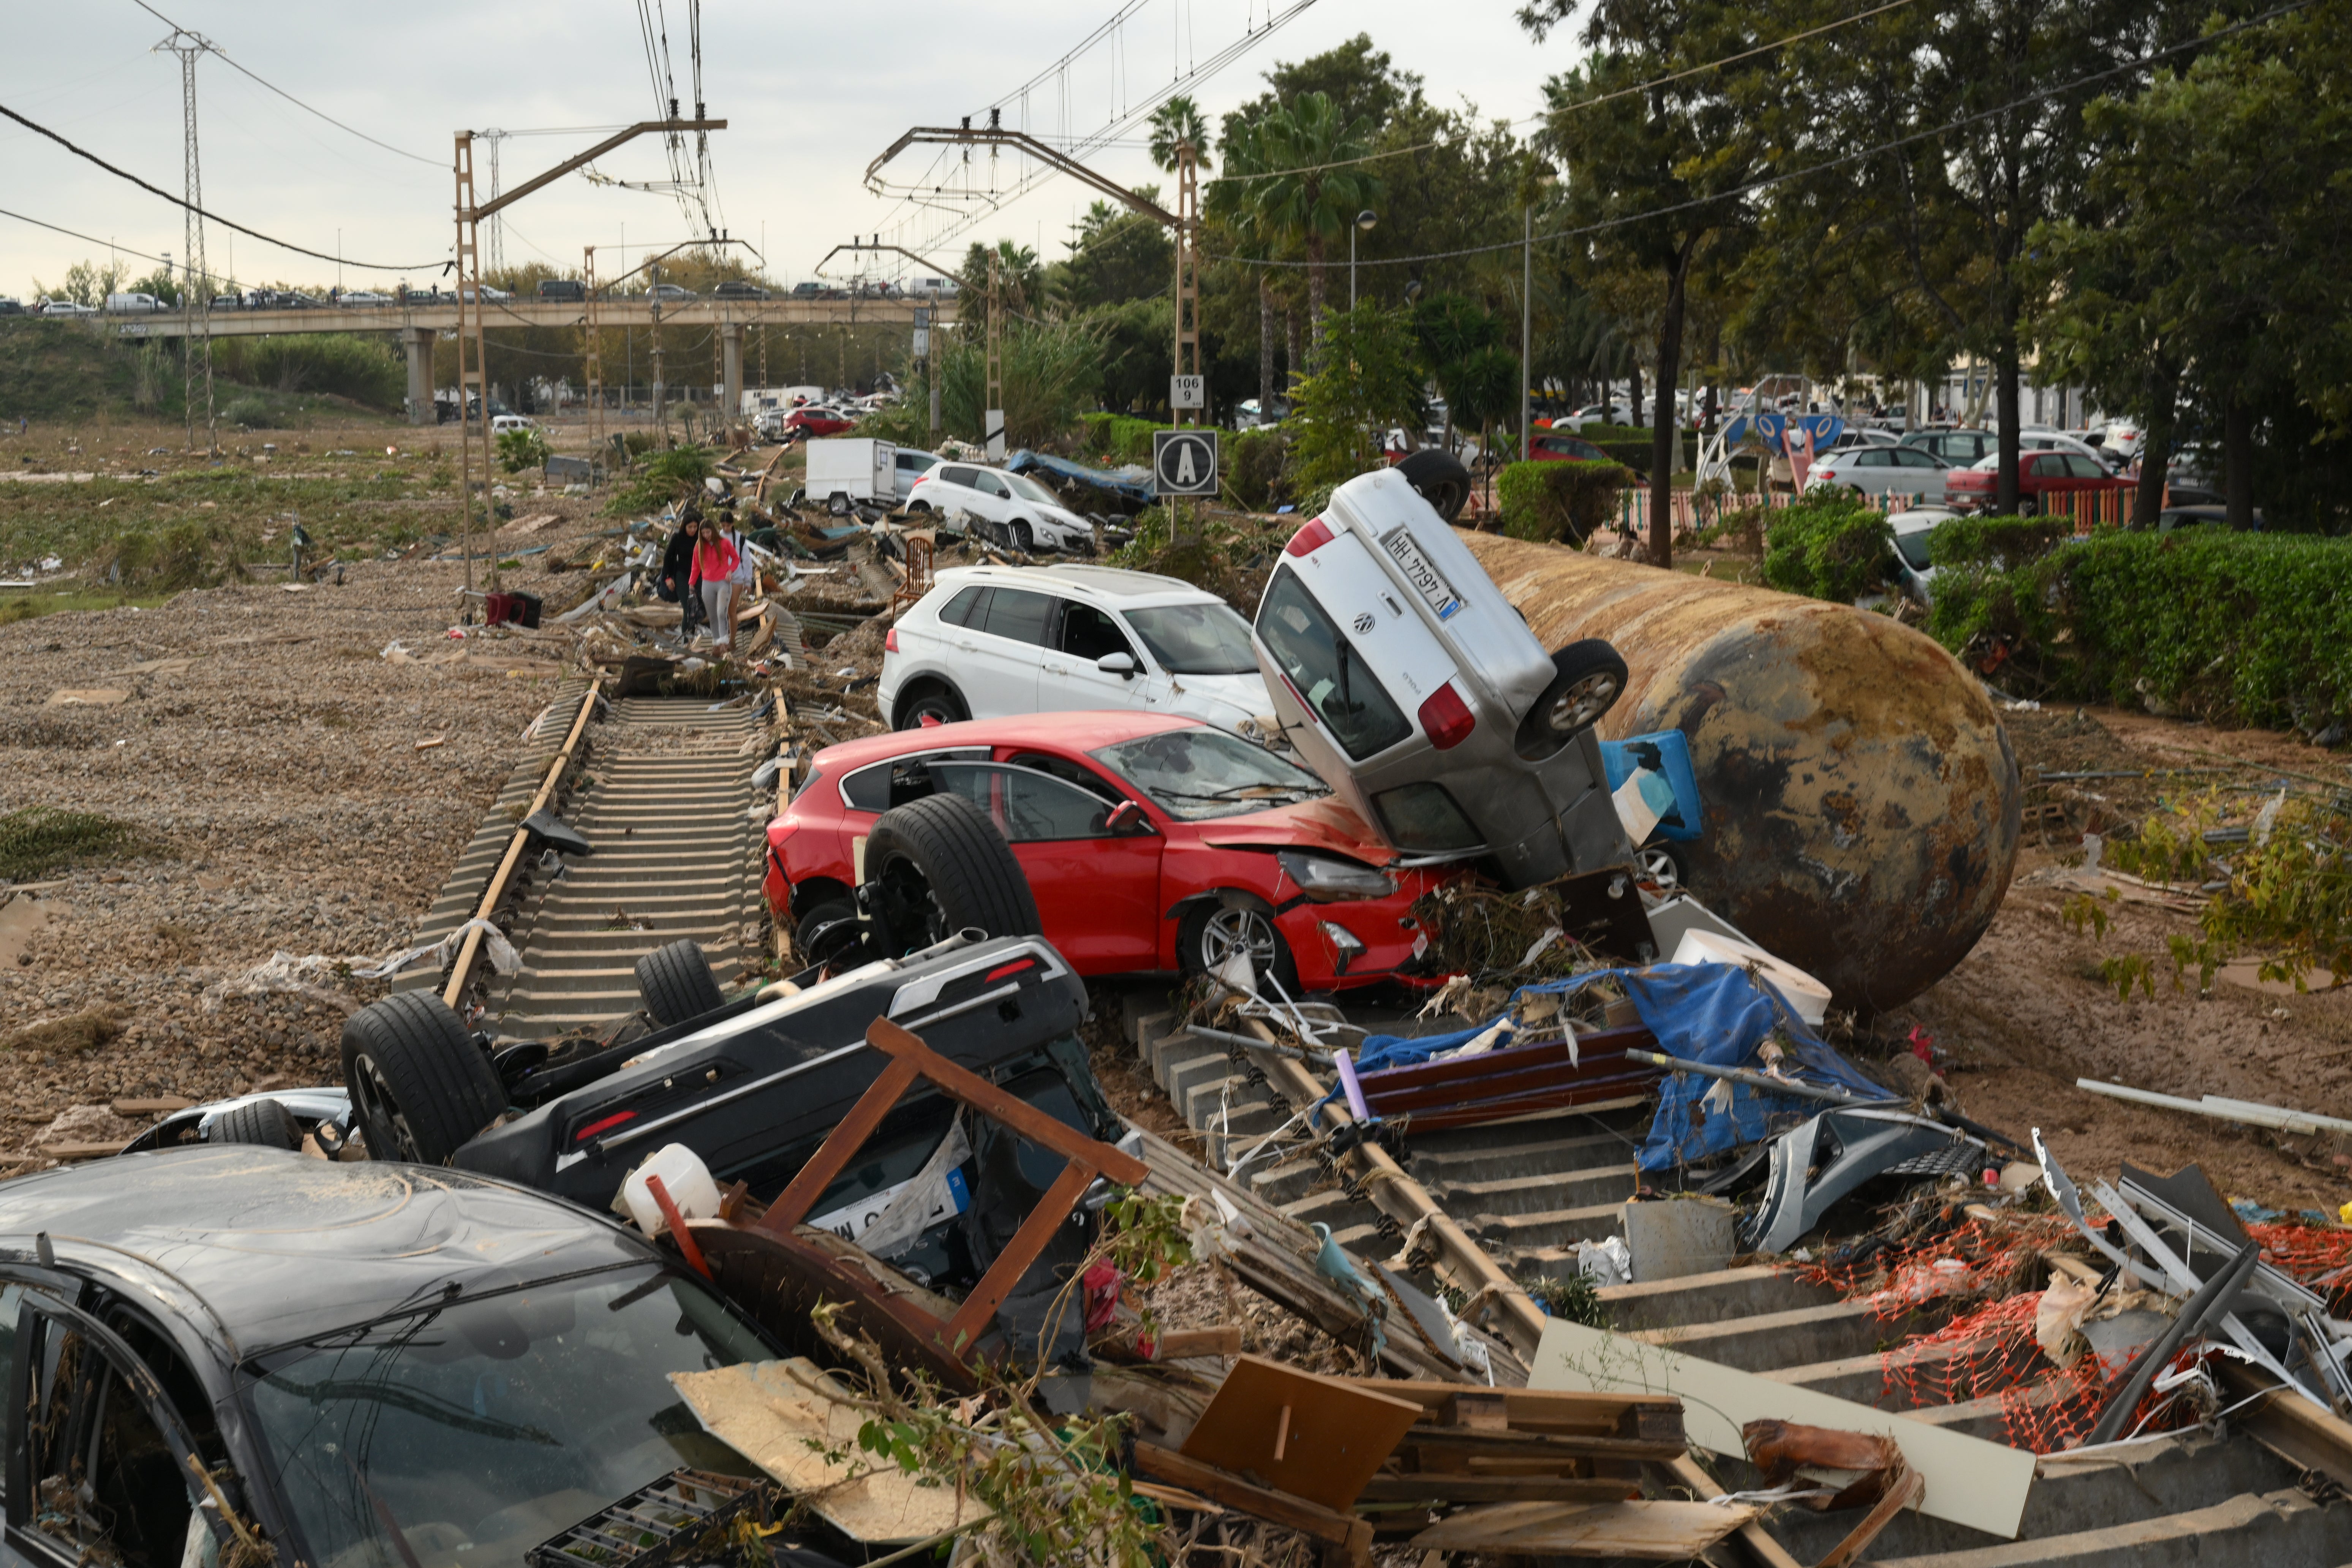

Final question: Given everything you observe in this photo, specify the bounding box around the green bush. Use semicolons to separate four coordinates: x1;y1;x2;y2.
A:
1925;514;2071;569
1227;428;1288;511
1077;413;1177;466
1760;493;1895;602
1926;531;2352;729
497;427;553;473
1496;460;1633;545
220;396;278;428
606;444;713;515
213;333;404;409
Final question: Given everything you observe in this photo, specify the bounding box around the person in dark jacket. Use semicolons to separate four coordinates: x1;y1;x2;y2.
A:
658;515;705;637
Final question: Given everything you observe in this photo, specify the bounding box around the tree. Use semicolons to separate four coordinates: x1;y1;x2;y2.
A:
1054;198;1173;312
955;240;1044;334
1207;115;1293;421
31;259;125;308
1245;93;1383;369
1147;96;1211;174
1286;301;1424;496
1530;0;1759;566
1413;292;1503;450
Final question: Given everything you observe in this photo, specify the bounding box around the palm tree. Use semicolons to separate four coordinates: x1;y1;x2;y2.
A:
1147;96;1211;174
1247;92;1382;369
1207;117;1283;422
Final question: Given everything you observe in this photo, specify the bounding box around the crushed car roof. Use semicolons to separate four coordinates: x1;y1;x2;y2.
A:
0;1146;653;1353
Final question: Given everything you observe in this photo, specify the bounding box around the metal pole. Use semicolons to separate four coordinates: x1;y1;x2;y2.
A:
1350;225;1357;311
1520;201;1532;461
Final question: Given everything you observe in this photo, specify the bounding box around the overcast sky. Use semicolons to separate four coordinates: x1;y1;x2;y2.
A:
1;1;1585;301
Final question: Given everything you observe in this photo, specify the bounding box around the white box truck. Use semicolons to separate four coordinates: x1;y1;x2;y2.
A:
806;438;897;506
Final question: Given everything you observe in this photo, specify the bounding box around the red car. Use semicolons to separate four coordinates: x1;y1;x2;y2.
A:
1943;450;2130;514
763;711;1447;992
784;406;856;437
1528;431;1611;463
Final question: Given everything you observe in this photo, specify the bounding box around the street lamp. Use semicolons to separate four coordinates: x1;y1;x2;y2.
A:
1351;209;1377;310
1521;168;1557;461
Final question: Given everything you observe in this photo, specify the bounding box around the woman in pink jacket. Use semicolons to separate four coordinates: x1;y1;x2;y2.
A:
689;523;741;653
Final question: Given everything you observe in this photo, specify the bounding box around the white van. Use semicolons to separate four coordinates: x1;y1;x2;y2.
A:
103;293;166;315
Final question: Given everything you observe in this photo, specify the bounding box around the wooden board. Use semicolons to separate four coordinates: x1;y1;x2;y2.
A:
1408;1499;1757;1559
1178;1354;1425;1511
670;1358;988;1544
1530;1318;2036;1540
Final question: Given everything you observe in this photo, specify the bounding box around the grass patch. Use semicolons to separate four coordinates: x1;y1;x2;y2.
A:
1;1006;128;1057
0;588;176;626
0;806;153;882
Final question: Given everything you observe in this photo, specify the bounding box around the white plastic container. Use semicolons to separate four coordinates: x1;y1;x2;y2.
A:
617;1142;722;1237
1671;928;1834;1025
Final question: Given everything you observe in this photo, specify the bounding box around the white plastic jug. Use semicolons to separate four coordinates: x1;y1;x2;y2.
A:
618;1142;722;1237
1670;929;1835;1025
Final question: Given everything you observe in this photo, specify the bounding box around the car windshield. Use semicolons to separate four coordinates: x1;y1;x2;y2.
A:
1892;528;1937;570
1004;471;1061;504
247;1266;768;1568
1122;602;1261;676
1093;726;1328;820
1255;567;1413;760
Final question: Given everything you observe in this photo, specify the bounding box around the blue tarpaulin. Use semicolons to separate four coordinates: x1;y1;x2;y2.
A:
1005;448;1157;504
1355;963;1890;1174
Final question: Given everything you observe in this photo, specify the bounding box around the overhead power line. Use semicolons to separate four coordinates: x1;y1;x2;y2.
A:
124;0;439;166
0;100;443;271
1212;0;2312;270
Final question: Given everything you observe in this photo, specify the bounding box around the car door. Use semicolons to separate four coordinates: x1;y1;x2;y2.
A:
929;761;1163;969
967;471;1017;529
1037;597;1147;715
1890;446;1949;502
956;585;1055;717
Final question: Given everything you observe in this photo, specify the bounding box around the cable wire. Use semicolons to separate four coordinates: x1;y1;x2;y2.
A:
0;100;443;270
123;0;439;166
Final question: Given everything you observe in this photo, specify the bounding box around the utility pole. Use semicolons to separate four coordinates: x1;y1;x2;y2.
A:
1174;139;1201;428
985;248;1004;460
650;262;667;435
476;129;509;275
582;245;605;476
153;26;217;454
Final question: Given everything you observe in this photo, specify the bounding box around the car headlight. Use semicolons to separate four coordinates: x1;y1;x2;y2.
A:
1277;850;1396;902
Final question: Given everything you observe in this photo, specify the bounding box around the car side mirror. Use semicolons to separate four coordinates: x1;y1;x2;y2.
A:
1097;652;1138;679
1106;799;1155;835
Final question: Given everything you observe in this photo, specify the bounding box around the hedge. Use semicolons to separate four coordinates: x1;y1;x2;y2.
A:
1924;514;2071;569
1077;412;1179;466
1926;531;2352;730
1759;492;1894;603
1496;460;1633;545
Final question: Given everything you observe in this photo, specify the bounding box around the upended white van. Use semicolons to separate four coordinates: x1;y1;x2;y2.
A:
879;564;1273;734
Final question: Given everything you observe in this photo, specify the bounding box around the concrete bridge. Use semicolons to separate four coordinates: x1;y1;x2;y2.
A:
112;296;956;424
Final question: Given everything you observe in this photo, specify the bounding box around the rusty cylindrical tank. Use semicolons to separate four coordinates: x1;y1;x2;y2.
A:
1458;532;2019;1011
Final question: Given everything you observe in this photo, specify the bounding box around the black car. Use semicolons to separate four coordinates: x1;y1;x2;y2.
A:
0;1148;778;1567
538;278;587;302
714;281;771;300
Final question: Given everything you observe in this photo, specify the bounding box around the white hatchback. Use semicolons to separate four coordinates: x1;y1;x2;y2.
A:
906;463;1095;553
879;563;1273;733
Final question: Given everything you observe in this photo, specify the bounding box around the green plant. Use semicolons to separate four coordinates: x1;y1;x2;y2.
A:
1924;514;2071;569
0;806;150;881
496;427;552;473
1523;1271;1611;1328
863;319;1105;452
1227;427;1289;511
220;396;277;428
1496;459;1633;545
1285;300;1424;496
1759;492;1895;602
606;444;713;515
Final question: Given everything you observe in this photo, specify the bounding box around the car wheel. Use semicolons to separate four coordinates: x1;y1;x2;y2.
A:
1180;898;1298;995
209;1097;301;1150
1010;519;1037;554
1514;639;1631;760
1396;449;1472;523
793;897;861;963
1636;841;1690;893
895;681;969;730
861;792;1042;956
635;938;726;1027
340;991;506;1165
908;500;931;514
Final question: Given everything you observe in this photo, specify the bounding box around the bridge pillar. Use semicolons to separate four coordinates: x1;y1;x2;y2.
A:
719;322;744;429
401;326;436;426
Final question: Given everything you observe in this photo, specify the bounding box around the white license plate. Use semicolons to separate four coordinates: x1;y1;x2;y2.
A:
1379;526;1463;621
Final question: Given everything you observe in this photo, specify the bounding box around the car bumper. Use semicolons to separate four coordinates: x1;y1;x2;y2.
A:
1272;877;1446;991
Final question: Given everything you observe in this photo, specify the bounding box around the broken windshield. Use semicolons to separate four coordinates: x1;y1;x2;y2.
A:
1093;726;1328;820
1122;601;1261;675
1255;567;1412;760
247;1267;769;1568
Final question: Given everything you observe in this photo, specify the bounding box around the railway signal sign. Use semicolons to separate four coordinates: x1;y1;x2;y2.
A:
1153;429;1219;498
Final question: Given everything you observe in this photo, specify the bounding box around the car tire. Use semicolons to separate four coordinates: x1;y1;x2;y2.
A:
1515;639;1630;760
340;991;506;1166
794;897;861;961
1636;841;1690;893
1396;449;1472;523
862;792;1041;955
1010;519;1037;554
209;1097;301;1150
1179;897;1299;995
635;938;726;1028
894;681;969;730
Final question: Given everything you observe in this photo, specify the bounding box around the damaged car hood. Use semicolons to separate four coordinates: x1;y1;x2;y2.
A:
1198;795;1397;865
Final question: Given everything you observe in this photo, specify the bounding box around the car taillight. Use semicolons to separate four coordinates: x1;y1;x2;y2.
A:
574;1110;636;1144
885;627;900;653
1418;682;1475;750
1284;518;1334;557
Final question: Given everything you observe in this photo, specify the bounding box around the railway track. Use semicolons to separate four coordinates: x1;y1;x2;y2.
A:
397;685;776;1038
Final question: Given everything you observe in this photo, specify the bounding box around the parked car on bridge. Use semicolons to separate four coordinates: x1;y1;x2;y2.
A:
0;296;21;316
538;278;587;301
880;563;1269;732
34;297;97;316
102;292;166;314
649;282;696;301
1805;443;1954;504
452;284;514;303
767;711;1443;991
1944;450;2131;514
340;289;392;305
904;463;1097;553
209;293;242;310
714;280;771;299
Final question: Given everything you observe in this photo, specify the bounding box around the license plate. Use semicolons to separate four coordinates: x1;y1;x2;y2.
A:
1379;526;1462;621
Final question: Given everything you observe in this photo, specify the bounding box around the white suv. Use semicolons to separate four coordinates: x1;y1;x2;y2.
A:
880;564;1273;733
906;463;1095;553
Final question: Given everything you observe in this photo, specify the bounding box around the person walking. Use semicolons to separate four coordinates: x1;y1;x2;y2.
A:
690;514;742;654
659;515;705;639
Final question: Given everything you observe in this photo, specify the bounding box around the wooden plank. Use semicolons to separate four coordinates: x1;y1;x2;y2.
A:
1531;1318;2035;1540
864;1018;1146;1185
1353;1380;1682;1438
1396;1426;1688;1465
1658;1454;1803;1568
1407;1500;1757;1559
1356;1475;1639;1504
1355;1026;1654;1092
2222;1359;2352;1492
110;1097;192;1117
752;1054;922;1237
1179;1355;1426;1511
940;1160;1093;1350
1132;1442;1375;1558
1816;1467;1924;1568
